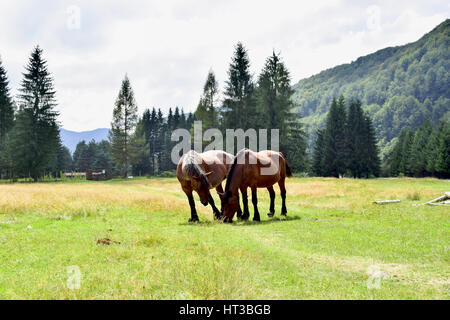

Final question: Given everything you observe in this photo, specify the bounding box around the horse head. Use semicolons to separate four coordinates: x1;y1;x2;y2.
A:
219;191;239;222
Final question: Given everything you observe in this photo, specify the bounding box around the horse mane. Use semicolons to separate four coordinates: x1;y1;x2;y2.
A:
184;151;210;188
225;149;247;193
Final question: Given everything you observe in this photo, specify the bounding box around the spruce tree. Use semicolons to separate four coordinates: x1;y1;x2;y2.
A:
256;51;306;167
409;121;432;177
222;42;255;130
109;75;138;177
12;46;60;182
195;70;219;131
0;57;14;178
346;99;365;177
0;57;14;142
312;129;325;176
400;129;414;176
435;121;449;178
426;121;446;176
361;114;381;177
322;96;347;177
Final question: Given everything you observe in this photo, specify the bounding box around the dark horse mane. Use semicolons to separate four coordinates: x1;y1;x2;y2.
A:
224;149;247;194
184;151;210;188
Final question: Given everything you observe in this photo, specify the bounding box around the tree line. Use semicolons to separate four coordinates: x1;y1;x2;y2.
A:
311;95;381;178
384;121;449;178
110;43;309;177
1;45;445;181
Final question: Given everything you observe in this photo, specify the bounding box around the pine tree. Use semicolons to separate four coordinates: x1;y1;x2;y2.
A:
11;46;60;182
222;42;256;130
361;114;381;177
426;121;446;176
400;130;414;176
322;96;347;177
0;57;14;142
73;141;88;171
257;51;292;132
0;57;15;178
409;121;432;177
195;70;219;131
312;129;325;176
130;118;148;176
256;51;305;166
109;75;139;177
346;99;365;177
435;121;449;178
284;110;308;172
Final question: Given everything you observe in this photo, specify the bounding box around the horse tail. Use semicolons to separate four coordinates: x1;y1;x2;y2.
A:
285;160;293;178
279;152;293;178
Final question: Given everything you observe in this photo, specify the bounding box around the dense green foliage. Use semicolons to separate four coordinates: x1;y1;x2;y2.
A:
109;75;139;177
194;70;220;131
73;140;113;173
10;47;60;182
313;96;380;178
386;121;449;178
0;58;15;178
221;42;256;131
293;19;450;154
131;106;194;176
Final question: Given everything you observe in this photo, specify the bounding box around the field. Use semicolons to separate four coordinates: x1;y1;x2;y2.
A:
0;177;448;299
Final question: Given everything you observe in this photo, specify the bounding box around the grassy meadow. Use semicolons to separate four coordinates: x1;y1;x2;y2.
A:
0;177;448;299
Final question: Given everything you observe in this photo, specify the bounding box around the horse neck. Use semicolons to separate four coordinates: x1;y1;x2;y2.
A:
228;164;243;196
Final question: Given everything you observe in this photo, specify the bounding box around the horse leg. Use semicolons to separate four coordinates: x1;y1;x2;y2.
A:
251;187;261;222
208;192;222;220
240;187;250;221
267;186;275;218
279;179;287;216
186;191;199;222
236;191;243;220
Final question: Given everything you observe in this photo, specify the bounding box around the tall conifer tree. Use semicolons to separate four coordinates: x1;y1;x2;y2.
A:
12;46;60;181
222;42;255;130
109;75;138;177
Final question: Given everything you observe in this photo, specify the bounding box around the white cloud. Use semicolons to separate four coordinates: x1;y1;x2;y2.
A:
0;0;448;131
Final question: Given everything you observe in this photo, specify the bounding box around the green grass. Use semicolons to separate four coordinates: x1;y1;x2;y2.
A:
0;177;448;299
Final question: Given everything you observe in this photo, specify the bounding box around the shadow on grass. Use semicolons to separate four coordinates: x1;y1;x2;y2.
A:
180;215;301;227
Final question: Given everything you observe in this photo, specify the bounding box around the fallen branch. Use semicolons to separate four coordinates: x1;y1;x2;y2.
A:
413;192;450;207
374;200;401;205
426;192;450;205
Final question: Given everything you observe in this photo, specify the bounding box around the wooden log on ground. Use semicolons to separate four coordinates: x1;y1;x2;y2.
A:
426;192;450;205
374;200;401;204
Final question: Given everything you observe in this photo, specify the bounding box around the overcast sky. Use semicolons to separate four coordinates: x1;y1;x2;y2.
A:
0;0;448;131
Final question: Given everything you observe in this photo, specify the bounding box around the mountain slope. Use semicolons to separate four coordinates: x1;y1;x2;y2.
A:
293;19;450;154
60;128;109;154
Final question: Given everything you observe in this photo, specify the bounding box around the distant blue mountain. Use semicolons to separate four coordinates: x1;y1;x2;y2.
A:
60;128;109;154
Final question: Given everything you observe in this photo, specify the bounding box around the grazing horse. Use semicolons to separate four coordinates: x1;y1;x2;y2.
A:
219;149;293;223
177;150;236;222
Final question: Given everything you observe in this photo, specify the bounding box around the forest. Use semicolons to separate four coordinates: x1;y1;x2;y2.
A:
0;20;449;181
292;19;450;158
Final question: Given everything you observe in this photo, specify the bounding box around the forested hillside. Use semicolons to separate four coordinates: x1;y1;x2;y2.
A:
292;19;449;155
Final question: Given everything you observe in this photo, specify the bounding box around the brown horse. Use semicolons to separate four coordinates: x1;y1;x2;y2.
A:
219;149;293;223
177;150;237;222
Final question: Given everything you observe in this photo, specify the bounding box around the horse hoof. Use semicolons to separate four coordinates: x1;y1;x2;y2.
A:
253;217;261;222
189;217;199;223
281;213;287;217
214;214;222;220
267;212;275;218
223;217;233;223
